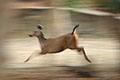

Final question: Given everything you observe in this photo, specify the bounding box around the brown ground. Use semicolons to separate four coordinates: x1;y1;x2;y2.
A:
0;66;120;80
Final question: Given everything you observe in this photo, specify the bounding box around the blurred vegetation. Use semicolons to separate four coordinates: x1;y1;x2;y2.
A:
94;0;120;13
59;0;120;13
59;0;92;8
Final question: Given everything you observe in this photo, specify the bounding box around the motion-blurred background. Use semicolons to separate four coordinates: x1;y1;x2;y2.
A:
0;0;120;80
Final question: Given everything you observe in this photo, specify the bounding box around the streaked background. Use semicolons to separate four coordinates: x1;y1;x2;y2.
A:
0;0;120;80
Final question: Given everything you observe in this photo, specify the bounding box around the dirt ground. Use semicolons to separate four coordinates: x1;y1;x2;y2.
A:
1;38;120;80
0;65;120;80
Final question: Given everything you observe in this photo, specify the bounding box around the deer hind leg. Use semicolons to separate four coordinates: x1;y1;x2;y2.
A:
24;51;46;63
76;47;92;63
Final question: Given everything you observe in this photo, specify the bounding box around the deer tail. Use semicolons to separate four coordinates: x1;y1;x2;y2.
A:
72;24;79;35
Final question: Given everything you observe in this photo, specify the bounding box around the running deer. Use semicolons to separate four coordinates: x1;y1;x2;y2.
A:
24;24;92;63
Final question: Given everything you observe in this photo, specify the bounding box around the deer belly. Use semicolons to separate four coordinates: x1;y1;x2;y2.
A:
46;42;66;53
48;45;66;53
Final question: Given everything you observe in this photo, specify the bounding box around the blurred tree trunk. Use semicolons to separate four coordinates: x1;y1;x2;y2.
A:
44;0;72;36
0;0;9;65
0;0;19;65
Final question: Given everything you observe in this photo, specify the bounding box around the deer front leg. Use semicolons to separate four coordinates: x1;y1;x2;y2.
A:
76;47;92;63
24;51;46;63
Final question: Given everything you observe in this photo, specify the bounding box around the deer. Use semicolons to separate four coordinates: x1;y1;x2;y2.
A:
24;24;92;63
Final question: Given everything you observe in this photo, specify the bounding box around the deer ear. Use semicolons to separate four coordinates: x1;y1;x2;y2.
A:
37;24;43;30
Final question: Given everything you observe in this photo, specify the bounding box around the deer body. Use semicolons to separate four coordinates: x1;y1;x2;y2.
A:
25;24;92;63
38;33;77;53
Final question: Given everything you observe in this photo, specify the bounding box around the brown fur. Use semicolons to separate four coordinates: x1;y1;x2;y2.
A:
24;24;92;63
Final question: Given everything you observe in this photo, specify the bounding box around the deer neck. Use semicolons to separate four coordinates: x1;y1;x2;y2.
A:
37;35;46;45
